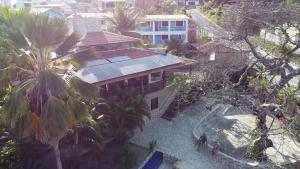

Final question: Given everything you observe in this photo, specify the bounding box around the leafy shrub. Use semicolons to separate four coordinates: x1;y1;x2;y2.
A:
120;147;137;169
0;138;21;169
199;32;212;42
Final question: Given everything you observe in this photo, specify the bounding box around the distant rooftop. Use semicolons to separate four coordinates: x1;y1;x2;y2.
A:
33;4;65;8
79;31;140;47
144;15;189;21
67;12;113;19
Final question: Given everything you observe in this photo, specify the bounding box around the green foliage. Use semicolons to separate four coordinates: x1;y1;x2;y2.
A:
41;96;70;137
248;127;261;140
142;0;177;15
0;138;21;169
166;38;199;58
286;0;297;5
248;138;271;161
120;146;137;169
249;36;298;60
199;32;212;42
69;76;99;100
106;4;138;34
278;86;298;101
106;87;150;141
289;115;300;142
197;4;222;24
167;74;190;88
0;8;102;169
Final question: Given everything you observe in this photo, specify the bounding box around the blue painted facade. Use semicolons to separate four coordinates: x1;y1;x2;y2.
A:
154;35;168;45
138;21;187;32
137;16;188;45
170;21;187;31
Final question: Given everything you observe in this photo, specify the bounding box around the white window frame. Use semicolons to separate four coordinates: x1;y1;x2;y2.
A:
149;72;162;84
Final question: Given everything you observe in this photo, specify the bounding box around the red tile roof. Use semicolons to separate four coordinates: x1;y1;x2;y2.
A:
79;31;140;47
96;48;159;59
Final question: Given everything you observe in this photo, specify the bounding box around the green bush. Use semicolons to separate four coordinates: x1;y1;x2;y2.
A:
290;115;300;142
199;32;212;42
0;136;21;169
120;147;137;169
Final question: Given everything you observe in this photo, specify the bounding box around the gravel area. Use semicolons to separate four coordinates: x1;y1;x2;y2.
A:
130;97;222;169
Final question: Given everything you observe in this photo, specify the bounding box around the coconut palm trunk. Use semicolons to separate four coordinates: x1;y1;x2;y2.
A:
0;8;101;168
51;139;63;169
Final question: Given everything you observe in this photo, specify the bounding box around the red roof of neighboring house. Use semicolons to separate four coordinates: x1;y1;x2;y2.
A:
79;31;140;47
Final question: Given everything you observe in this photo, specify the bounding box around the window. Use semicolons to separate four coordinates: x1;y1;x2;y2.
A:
188;2;195;5
161;35;168;40
176;21;184;27
162;21;168;27
151;97;159;110
149;72;162;83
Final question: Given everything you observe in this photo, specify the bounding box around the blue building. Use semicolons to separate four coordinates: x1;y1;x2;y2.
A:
136;15;189;45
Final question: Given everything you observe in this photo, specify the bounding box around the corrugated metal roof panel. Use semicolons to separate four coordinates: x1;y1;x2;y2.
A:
75;54;183;84
86;59;110;67
107;56;131;62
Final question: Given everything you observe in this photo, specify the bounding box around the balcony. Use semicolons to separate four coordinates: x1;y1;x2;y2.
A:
142;80;165;94
170;26;186;31
100;77;166;98
155;26;168;32
170;21;186;31
138;26;153;32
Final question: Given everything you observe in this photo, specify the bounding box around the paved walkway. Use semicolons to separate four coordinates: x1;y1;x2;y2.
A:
130;98;223;169
188;9;248;50
131;96;300;169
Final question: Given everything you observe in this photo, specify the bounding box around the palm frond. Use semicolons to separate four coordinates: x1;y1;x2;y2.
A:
69;47;97;65
69;76;99;100
3;87;31;128
36;70;67;97
55;32;80;56
67;98;89;121
23;14;68;49
41;96;70;137
0;8;30;48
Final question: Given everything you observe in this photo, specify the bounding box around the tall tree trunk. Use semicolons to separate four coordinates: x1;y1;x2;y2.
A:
51;139;63;169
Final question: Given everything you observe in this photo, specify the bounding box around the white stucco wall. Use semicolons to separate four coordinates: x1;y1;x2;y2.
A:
145;85;177;122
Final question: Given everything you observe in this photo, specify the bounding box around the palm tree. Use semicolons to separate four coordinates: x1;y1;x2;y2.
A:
0;8;100;169
106;4;138;35
105;87;150;141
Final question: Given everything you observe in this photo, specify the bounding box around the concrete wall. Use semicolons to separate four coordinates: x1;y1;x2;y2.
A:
145;85;176;121
68;17;102;36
